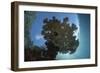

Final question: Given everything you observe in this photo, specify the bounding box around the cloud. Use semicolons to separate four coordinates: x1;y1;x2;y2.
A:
35;34;44;40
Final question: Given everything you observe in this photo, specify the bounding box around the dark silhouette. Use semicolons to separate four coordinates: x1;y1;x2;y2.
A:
42;16;79;59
